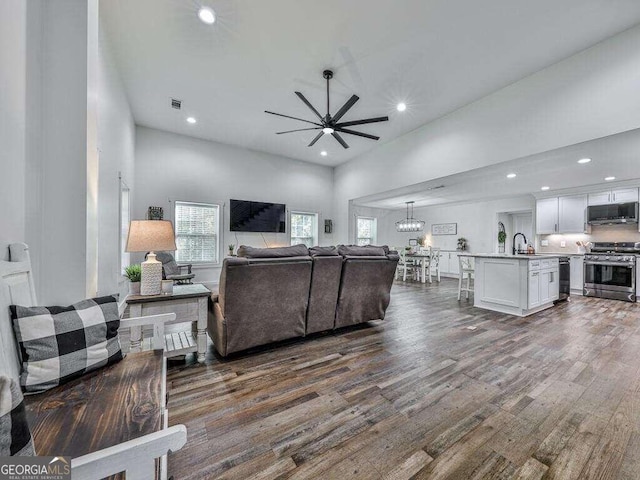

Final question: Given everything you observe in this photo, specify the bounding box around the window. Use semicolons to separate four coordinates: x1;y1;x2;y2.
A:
290;212;318;247
174;201;220;264
119;180;130;275
356;217;377;246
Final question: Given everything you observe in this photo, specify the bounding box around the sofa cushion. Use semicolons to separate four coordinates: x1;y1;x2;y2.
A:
337;245;387;257
237;244;309;258
10;296;123;394
0;376;35;456
309;246;340;257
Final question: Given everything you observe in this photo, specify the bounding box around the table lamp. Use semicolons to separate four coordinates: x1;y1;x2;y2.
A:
125;220;177;295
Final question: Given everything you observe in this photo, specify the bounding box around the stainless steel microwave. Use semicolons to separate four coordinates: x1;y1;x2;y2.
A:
587;202;639;225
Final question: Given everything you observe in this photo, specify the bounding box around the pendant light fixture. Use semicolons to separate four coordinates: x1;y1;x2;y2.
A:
396;201;425;232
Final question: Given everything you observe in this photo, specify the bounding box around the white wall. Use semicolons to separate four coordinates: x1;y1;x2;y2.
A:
19;0;104;305
33;0;92;304
0;0;27;260
134;127;335;284
96;6;136;297
334;24;640;243
362;196;535;254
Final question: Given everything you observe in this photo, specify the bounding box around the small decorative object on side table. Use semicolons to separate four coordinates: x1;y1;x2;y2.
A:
124;264;141;295
228;244;235;256
148;206;164;220
126;284;211;363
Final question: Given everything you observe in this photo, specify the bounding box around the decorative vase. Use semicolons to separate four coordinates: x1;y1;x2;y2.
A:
498;244;505;253
129;281;141;295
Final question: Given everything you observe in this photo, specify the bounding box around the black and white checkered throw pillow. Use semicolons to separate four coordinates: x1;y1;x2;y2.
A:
0;375;35;456
10;296;124;394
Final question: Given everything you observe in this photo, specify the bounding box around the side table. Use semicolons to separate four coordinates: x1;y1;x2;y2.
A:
126;284;211;363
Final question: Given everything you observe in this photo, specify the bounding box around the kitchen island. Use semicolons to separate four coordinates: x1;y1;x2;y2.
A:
467;254;560;317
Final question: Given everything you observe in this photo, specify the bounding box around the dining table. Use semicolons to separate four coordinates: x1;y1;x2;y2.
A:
405;251;435;284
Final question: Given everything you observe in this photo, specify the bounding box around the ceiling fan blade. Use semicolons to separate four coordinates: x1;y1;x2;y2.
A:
295;92;324;121
331;95;359;123
335;116;389;127
335;127;380;141
308;131;324;147
265;110;321;126
332;132;349;149
276;127;321;135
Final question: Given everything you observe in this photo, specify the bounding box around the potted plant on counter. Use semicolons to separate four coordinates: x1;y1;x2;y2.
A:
228;244;235;256
124;264;141;295
457;237;467;251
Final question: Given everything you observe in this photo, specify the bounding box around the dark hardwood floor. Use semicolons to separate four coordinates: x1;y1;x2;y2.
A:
166;278;640;479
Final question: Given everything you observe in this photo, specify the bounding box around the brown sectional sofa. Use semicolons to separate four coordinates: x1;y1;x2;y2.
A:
208;244;399;356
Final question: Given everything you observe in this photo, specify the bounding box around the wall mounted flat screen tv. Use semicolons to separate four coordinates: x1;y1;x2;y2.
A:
230;199;286;233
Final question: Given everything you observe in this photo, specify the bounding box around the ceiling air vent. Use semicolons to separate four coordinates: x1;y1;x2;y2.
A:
171;98;182;110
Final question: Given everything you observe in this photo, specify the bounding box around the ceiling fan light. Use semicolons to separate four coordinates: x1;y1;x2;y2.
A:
322;127;334;135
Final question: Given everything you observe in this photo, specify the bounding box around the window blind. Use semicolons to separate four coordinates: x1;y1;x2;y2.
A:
175;201;220;263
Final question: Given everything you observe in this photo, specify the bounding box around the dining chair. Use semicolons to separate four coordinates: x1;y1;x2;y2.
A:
458;255;474;300
427;248;441;283
396;249;420;281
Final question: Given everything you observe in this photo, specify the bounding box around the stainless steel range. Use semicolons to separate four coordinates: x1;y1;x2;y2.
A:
584;242;639;302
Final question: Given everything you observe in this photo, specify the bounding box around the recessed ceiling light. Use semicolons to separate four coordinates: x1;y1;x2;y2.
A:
320;150;328;157
396;103;407;112
322;127;334;135
605;176;616;181
507;173;517;179
541;186;550;191
186;117;197;124
578;158;591;164
197;6;216;25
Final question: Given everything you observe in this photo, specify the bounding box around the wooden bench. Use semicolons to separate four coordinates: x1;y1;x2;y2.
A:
0;243;186;480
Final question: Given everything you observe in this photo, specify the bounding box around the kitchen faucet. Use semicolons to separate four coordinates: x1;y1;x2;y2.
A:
513;233;527;255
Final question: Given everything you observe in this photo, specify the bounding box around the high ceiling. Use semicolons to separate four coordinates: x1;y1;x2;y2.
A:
102;0;640;167
353;129;640;209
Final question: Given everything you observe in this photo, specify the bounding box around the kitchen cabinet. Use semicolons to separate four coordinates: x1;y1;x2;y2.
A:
439;251;460;277
528;271;540;309
536;198;559;234
537;195;587;234
528;258;559;308
540;268;559;304
588;188;638;206
448;252;459;276
587;191;611;206
473;255;559;316
570;256;584;294
612;188;638;203
558;195;587;233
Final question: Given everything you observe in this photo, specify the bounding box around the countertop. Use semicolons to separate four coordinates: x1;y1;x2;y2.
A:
466;253;564;260
537;252;586;256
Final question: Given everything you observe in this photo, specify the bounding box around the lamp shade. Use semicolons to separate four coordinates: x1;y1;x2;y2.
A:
126;220;177;253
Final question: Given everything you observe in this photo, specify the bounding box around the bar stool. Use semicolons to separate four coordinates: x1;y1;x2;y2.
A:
458;255;474;300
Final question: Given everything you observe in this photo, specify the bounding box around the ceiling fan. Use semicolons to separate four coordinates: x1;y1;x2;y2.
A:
265;70;389;149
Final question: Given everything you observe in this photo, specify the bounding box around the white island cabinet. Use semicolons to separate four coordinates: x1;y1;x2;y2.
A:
470;254;559;317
